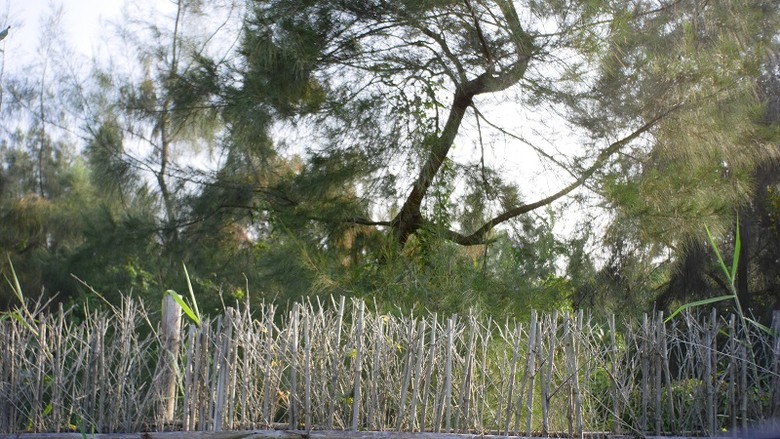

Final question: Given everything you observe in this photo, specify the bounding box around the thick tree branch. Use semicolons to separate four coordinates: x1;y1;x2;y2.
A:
446;108;679;245
391;48;532;245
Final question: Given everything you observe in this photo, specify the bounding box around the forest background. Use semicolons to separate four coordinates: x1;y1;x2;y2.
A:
1;0;779;323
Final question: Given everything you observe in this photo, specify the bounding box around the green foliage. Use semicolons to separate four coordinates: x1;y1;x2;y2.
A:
1;0;779;325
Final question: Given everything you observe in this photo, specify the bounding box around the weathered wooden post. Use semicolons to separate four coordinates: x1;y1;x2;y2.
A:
158;294;182;426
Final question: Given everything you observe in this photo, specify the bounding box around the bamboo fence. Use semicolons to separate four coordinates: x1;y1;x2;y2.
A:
0;296;778;437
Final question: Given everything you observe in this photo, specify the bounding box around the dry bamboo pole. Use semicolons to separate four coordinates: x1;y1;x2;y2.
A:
420;314;437;432
33;318;46;432
368;314;383;431
705;309;715;436
560;312;580;438
640;313;649;434
409;320;426;432
476;323;490;433
728;315;736;436
228;312;241;429
261;309;275;426
231;313;242;428
191;321;205;430
237;314;249;429
686;313;702;434
739;335;747;432
290;307;300;430
98;317;108;432
200;320;213;431
575;310;583;439
51;307;64;432
1;320;15;433
442;316;455;433
608;314;620;435
351;301;365;431
512;324;529;435
457;317;476;433
503;324;521;435
304;312;312;431
658;311;673;434
213;316;225;431
772;311;780;418
328;297;346;430
160;295;182;425
184;325;198;431
397;319;416;431
525;311;538;437
316;303;330;428
653;313;662;435
225;313;238;430
541;310;557;436
563;314;573;438
214;315;229;431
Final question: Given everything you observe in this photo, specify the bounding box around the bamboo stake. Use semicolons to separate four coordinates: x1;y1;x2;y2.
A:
397;319;415;431
409;320;426;432
328;297;346;430
608;315;620;435
574;309;583;439
728;315;736;436
772;311;780;419
160;295;182;426
477;322;490;433
368;314;383;430
262;308;275;426
541;311;557;436
290;306;299;431
351;301;365;431
640;313;648;434
653;313;662;435
442;316;455;433
305;312;312;431
525;311;538;437
503;324;521;435
420;314;437;433
705;310;714;436
458;317;476;433
201;319;213;431
658;311;673;434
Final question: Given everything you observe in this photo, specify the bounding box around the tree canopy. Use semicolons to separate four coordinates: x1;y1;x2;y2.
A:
0;0;778;319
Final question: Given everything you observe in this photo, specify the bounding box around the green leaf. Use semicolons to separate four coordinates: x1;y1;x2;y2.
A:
705;223;732;285
9;311;39;337
744;317;775;336
182;264;200;322
5;256;25;304
730;217;740;283
665;295;734;322
164;290;201;327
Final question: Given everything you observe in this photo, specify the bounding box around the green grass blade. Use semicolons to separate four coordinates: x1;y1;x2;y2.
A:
705;224;732;284
665;295;734;322
164;290;201;327
5;256;25;304
182;264;200;321
744;317;775;336
730;218;741;283
10;311;39;337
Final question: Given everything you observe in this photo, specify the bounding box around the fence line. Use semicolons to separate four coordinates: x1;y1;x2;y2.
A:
0;297;778;436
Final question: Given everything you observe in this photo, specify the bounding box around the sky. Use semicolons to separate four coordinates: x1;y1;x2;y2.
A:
1;0;124;62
